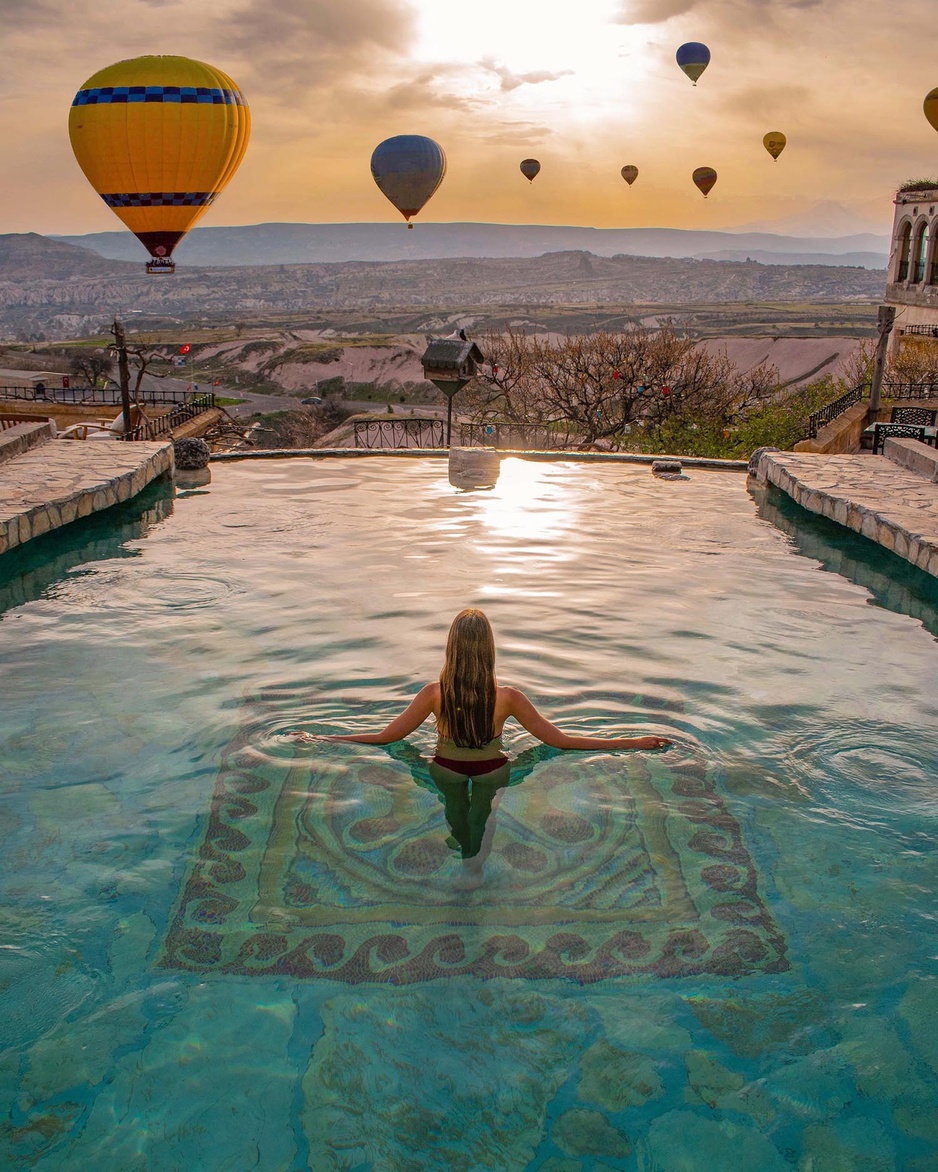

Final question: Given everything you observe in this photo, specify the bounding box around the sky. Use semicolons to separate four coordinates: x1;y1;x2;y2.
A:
2;0;938;239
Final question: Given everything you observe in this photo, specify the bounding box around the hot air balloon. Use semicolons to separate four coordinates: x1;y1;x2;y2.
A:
520;158;541;183
763;131;786;160
370;135;446;228
692;167;717;197
676;42;710;85
924;88;938;133
68;56;250;274
621;165;639;186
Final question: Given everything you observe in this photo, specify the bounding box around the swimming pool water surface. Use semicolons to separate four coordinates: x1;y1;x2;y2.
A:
1;456;936;1170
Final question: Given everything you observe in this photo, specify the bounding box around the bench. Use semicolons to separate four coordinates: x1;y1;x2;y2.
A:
871;422;934;454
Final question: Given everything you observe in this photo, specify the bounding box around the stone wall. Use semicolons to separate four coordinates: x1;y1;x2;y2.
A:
0;419;54;466
0;441;173;556
793;402;869;455
753;449;938;578
882;435;938;482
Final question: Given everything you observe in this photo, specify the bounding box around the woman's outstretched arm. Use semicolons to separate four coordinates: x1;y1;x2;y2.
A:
319;682;439;744
504;686;670;750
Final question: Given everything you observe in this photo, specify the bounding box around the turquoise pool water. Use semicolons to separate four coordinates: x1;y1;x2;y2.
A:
1;456;936;1170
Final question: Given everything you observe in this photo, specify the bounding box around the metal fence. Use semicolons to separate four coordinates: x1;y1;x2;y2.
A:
125;393;216;441
804;384;865;439
881;382;938;400
0;384;200;406
899;324;938;337
354;418;446;449
458;422;570;450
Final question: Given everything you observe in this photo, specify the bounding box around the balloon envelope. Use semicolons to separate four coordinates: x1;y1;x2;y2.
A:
621;165;638;186
68;55;250;265
370;135;446;225
924;88;938;133
676;42;710;84
520;158;541;182
763;131;786;160
692;166;717;197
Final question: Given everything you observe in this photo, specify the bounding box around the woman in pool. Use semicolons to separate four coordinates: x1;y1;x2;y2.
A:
323;608;671;762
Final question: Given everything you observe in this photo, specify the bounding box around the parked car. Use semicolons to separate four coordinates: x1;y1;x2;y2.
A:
301;396;323;405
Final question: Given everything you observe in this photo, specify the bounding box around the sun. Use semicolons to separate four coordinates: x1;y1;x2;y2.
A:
412;0;635;80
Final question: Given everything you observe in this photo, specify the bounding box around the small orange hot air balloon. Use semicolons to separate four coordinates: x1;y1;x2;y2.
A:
621;165;639;186
763;132;786;161
692;166;717;198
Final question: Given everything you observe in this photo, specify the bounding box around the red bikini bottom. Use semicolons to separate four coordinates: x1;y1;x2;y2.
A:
432;755;509;777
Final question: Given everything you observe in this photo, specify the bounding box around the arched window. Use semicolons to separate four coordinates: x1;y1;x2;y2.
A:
929;218;938;284
912;222;928;283
896;222;912;281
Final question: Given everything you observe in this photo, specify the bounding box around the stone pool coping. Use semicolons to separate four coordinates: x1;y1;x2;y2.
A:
0;439;173;556
211;448;751;471
0;419;55;466
754;448;938;579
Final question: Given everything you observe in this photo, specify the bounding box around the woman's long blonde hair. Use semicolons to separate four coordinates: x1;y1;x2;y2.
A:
437;609;497;748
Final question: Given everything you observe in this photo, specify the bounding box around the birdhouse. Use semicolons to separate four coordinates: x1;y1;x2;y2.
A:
420;332;484;395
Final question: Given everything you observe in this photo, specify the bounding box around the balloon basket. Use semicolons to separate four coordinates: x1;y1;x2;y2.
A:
146;259;176;275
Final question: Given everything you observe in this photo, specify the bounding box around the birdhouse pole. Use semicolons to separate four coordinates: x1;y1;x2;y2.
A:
420;333;484;448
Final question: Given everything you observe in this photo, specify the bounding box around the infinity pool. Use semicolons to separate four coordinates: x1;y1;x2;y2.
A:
1;456;936;1170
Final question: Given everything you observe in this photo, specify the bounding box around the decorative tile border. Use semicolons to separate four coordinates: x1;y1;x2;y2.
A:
162;693;789;984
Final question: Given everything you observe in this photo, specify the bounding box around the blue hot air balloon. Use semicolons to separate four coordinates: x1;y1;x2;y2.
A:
676;42;710;85
370;135;446;228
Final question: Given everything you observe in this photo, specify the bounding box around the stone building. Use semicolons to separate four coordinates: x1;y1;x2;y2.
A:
884;182;938;363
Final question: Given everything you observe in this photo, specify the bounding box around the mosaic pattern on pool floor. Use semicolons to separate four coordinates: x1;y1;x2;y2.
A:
162;692;789;983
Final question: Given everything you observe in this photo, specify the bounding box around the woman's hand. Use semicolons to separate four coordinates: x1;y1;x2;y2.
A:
629;735;671;750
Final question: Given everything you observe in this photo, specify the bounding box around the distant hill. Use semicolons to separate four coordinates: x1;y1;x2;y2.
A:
0;232;133;280
52;221;892;270
0;232;885;340
696;249;886;269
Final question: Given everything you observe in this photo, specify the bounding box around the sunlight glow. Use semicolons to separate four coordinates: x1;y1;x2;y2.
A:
413;0;634;78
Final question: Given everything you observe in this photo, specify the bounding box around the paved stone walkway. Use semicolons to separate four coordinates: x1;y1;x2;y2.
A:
755;448;938;579
0;439;173;556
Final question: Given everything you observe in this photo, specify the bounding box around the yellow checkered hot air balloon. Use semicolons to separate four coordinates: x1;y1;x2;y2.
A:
68;55;250;273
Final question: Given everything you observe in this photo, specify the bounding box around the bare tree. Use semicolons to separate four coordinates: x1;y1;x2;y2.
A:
885;336;938;385
108;336;169;400
68;348;113;388
463;325;781;451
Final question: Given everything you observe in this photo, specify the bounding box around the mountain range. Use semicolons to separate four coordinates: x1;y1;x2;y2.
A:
52;221;892;270
0;232;886;341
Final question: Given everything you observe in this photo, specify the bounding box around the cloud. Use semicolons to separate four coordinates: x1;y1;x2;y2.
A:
382;68;483;112
0;0;60;28
474;121;555;145
611;0;700;23
612;0;821;24
479;59;574;93
222;0;417;89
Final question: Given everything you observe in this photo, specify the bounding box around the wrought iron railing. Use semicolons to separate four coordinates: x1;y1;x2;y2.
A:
804;384;865;439
354;418;445;449
458;422;568;449
0;384;200;405
0;384;55;401
881;381;938;400
124;393;216;441
899;324;938;337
